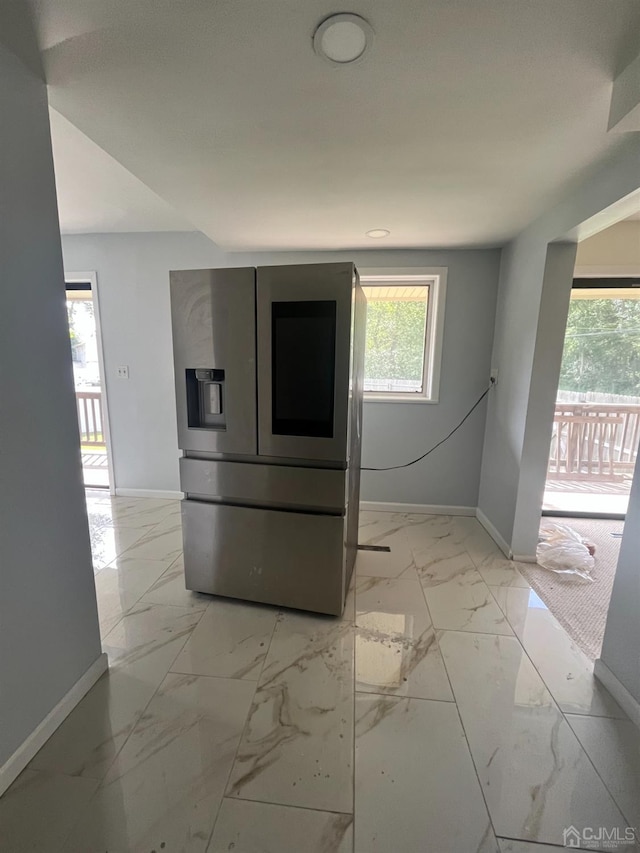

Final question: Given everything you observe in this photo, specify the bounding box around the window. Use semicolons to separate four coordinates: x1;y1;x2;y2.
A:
360;268;447;402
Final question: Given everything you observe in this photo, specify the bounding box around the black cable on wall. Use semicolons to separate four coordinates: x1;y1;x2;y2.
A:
361;382;493;472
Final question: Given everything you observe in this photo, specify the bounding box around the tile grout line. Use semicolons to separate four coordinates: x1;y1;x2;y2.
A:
382;524;503;847
52;499;187;850
486;584;578;717
496;834;593;851
225;792;354;817
563;718;639;839
462;525;528;589
408;536;457;701
435;519;552;844
437;639;503;848
93;506;183;640
487;583;626;720
204;680;262;851
96;499;278;852
99;596;202;645
365;519;506;848
86;499;336;849
96;503;177;543
94;599;209;783
203;609;283;851
485;584;636;833
338;515;635;848
210;606;358;846
52;779;102;853
7;768;101;853
411;530;503;850
79;505;630;849
89;505;203;764
66;513;211;813
355;689;455;703
56;643;205;849
441;617;635;847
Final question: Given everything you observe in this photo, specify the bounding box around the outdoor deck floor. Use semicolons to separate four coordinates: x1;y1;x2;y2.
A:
543;478;630;515
82;448;109;489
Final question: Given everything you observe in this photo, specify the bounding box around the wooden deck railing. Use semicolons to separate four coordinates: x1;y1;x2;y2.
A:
76;390;105;446
548;403;640;481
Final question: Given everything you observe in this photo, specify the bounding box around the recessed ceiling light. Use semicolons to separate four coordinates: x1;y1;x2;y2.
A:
313;14;373;65
366;229;390;238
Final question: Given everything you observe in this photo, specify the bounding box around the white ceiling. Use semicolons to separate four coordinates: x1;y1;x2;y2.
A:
50;109;194;233
31;0;640;250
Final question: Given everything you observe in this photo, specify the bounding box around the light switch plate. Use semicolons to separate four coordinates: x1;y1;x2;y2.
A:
116;365;129;379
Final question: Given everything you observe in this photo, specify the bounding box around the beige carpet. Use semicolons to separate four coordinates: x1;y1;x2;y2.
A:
518;518;623;661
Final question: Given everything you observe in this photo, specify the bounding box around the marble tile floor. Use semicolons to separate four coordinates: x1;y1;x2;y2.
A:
1;496;639;852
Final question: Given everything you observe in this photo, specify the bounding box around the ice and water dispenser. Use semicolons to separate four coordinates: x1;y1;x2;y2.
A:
185;368;226;429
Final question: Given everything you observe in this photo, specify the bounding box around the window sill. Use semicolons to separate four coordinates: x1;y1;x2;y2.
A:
364;395;439;405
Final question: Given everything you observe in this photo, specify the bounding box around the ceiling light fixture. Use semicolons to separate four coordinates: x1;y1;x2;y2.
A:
313;13;373;65
366;229;390;238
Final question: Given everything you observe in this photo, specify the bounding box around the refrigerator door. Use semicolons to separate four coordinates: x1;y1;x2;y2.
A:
182;500;346;615
257;262;354;463
170;268;257;455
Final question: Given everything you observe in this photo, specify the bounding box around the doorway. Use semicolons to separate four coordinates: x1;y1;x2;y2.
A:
543;278;640;518
66;278;112;490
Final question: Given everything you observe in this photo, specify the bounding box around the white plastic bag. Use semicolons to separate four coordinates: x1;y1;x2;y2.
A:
536;522;595;581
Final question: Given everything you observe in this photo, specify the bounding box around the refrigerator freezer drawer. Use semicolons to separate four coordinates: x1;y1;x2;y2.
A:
179;457;346;512
181;500;346;615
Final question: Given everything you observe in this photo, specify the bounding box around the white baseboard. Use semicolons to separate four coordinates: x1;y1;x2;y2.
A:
360;501;476;516
475;508;512;558
115;488;183;500
594;659;640;731
0;652;108;796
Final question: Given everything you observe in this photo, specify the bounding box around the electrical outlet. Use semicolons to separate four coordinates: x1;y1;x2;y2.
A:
490;367;499;385
116;365;129;379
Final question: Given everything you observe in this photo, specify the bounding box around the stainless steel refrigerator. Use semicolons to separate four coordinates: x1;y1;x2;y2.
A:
170;262;365;616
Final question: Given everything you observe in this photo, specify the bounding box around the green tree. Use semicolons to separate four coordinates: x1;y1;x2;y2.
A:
559;298;640;396
365;298;427;381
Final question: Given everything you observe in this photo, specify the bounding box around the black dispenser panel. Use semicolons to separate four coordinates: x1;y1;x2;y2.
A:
186;368;226;430
271;301;336;438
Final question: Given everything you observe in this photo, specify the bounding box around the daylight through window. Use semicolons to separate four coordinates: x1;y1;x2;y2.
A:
360;270;445;401
362;284;429;394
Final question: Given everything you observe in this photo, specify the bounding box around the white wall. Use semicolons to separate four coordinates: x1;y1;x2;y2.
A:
575;219;640;273
60;233;500;507
0;34;102;771
478;135;640;555
476;136;640;708
511;242;577;555
600;448;640;704
585;217;640;710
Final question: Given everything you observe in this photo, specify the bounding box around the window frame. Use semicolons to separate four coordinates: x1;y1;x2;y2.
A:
359;267;447;404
